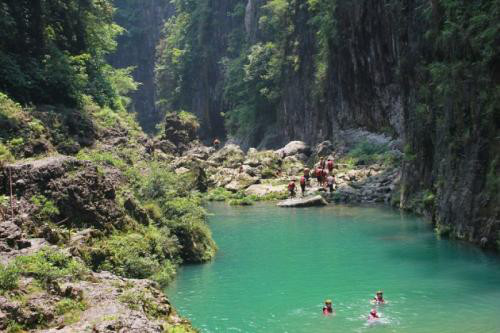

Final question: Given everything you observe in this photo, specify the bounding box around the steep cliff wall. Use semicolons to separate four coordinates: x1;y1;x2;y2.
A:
154;0;499;248
109;0;174;132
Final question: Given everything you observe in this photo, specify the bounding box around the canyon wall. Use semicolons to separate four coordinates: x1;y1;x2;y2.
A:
138;0;500;247
109;0;174;132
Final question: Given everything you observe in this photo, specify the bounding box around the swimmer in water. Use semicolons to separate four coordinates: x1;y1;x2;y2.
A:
322;299;334;315
368;308;380;320
372;290;386;304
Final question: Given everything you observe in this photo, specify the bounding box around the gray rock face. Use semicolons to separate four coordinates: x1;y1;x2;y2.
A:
0;156;125;234
209;144;245;168
276;141;311;158
245;184;286;196
277;195;328;208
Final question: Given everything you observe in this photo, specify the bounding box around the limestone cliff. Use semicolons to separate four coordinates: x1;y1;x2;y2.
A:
152;0;499;248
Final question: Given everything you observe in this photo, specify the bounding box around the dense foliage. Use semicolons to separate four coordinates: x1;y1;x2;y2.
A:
0;0;126;107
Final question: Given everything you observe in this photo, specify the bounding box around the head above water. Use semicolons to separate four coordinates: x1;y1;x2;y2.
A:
325;299;332;305
376;291;383;296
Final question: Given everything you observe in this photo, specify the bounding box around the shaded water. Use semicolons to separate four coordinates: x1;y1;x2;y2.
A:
166;203;500;332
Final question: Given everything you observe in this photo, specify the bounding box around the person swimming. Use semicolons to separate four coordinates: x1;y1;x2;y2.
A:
373;291;385;304
322;299;334;315
368;308;380;320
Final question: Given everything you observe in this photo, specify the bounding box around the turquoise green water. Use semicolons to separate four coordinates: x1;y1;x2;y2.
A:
166;204;500;333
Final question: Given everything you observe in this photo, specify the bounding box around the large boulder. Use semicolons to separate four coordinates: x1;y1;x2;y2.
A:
282;156;305;176
245;184;287;197
314;140;334;157
209;144;245;168
277;195;328;208
161;113;199;154
0;156;125;233
224;173;259;192
276;141;311;157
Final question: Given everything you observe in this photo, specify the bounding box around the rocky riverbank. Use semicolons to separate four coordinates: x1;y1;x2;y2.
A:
163;134;402;206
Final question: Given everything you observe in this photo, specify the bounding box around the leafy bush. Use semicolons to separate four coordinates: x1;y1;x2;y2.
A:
0;263;20;293
206;187;235;201
91;226;179;287
228;197;254;206
119;289;165;319
346;140;399;166
13;248;88;286
55;298;87;324
30;195;60;220
0;143;13;165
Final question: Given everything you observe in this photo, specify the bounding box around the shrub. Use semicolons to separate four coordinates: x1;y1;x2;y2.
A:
6;321;25;333
228;197;254;206
30;195;60;220
55;298;87;324
206;187;234;202
0;143;13;165
119;289;165;318
0;263;20;293
13;248;88;286
92;226;179;286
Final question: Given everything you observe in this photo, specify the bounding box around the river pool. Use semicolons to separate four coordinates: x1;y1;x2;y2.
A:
166;203;500;333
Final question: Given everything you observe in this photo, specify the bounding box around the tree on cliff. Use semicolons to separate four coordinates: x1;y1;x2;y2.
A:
0;0;126;108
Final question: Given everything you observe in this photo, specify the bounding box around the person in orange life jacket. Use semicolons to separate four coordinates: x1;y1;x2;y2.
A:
373;291;385;304
288;179;296;198
327;174;335;193
299;175;307;196
323;299;334;315
315;166;323;185
368;308;380;319
327;158;334;173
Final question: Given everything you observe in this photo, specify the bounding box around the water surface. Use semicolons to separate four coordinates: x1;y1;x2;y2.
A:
166;203;500;332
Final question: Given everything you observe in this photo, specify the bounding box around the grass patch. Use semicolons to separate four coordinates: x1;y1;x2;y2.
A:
344;140;400;166
12;248;88;287
119;289;166;319
0;263;20;293
55;298;87;325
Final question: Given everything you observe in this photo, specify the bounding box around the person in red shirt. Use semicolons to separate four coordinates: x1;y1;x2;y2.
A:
288;179;296;198
327;158;334;173
368;308;380;319
299;175;307;196
315;166;323;186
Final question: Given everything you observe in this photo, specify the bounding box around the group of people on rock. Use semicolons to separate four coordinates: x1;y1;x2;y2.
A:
288;156;336;198
323;291;386;321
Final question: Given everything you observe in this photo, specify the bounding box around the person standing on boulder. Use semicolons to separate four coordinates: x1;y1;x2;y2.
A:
327;174;335;193
319;156;326;170
315;166;323;186
327;158;334;174
288;179;296;198
303;168;310;185
213;138;220;150
322;168;329;188
300;175;307;196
